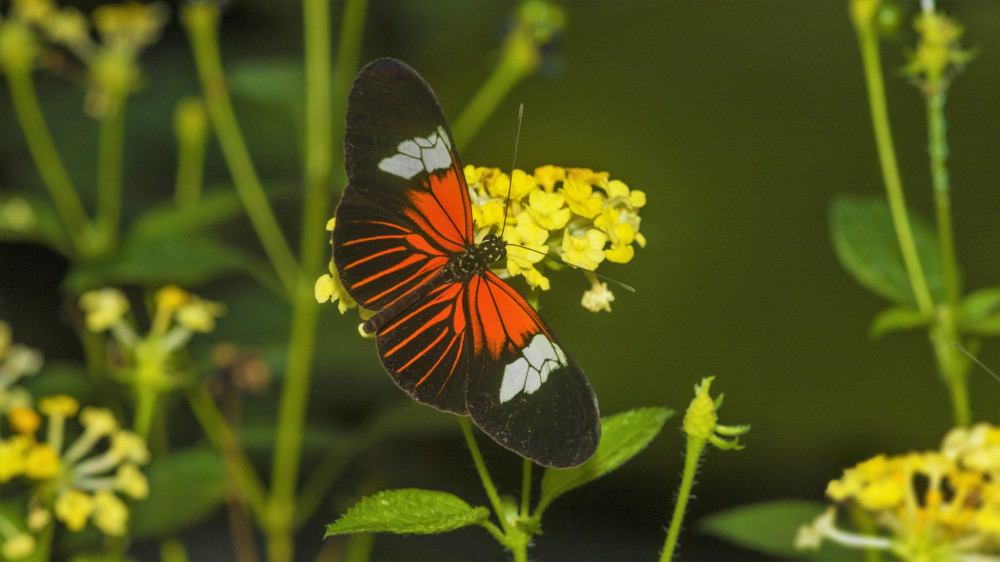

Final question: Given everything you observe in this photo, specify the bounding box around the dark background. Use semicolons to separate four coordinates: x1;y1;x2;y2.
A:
2;1;998;560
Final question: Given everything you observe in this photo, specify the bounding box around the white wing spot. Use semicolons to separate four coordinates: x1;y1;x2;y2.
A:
377;126;454;179
498;334;568;403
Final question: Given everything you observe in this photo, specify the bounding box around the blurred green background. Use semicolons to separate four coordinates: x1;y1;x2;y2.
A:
1;1;998;560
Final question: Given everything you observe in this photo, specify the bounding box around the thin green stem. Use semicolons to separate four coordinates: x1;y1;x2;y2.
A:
925;87;970;427
264;1;367;560
852;9;934;315
661;435;704;562
174;101;209;208
927;90;959;309
95;94;127;252
185;385;269;525
459;418;512;537
450;18;546;150
4;66;91;254
132;384;157;440
267;280;320;562
182;3;300;295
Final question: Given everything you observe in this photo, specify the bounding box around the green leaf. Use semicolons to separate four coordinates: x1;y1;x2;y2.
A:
325;489;489;536
869;305;932;339
129;189;247;242
539;407;671;511
830;196;951;306
129;446;226;538
63;233;251;292
957;286;1000;335
700;500;856;560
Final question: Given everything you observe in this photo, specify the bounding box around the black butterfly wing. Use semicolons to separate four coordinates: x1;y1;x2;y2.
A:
334;58;473;311
464;272;601;468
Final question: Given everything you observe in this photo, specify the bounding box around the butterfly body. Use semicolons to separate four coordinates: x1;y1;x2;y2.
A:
333;58;600;468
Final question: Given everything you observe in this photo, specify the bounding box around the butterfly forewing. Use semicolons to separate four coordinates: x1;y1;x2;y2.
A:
333;58;601;468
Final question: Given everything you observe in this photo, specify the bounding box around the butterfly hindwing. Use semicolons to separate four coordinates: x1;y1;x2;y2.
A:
464;272;600;468
375;280;470;415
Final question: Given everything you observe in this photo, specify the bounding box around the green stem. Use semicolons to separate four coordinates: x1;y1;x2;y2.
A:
264;1;367;560
459;418;512;537
185;385;269;525
661;435;704;562
451;35;537;150
132;384;157;440
174;103;208;208
95;94;127;252
266;280;320;562
182;3;300;295
3;66;91;254
852;8;934;315
925;87;970;427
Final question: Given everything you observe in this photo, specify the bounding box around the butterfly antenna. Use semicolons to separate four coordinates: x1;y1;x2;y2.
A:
506;243;636;293
954;343;1000;384
499;104;524;239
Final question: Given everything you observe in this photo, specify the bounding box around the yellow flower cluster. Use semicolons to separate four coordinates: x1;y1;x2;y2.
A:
797;423;1000;560
79;286;224;390
0;0;169;116
0;395;149;555
316;166;646;319
902;10;975;92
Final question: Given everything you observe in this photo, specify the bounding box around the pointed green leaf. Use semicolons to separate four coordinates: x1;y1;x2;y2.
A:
957;286;1000;335
129;446;226;538
63;233;251;292
830;196;952;306
700;500;856;560
869;305;932;339
539;407;671;511
325;489;489;536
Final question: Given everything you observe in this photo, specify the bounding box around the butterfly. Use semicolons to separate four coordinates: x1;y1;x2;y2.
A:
332;58;600;468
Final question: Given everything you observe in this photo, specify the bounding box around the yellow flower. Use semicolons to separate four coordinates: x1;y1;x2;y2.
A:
79;288;130;332
533;165;565;191
54;490;93;532
581;279;615;313
0;532;35;560
155;285;190;312
80;407;119;438
176;296;225;333
8;406;40;435
38;395;79;418
561;229;607;271
566;167;608;186
110;431;150;464
801;424;1000;559
525;189;571;231
116;463;149;499
11;0;56;24
23;443;59;479
561;178;603;219
0;435;30;482
503;212;550;290
491;170;537;202
91;490;128;536
42;7;90;49
92;1;169;52
316;266;358;315
471;200;507;233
